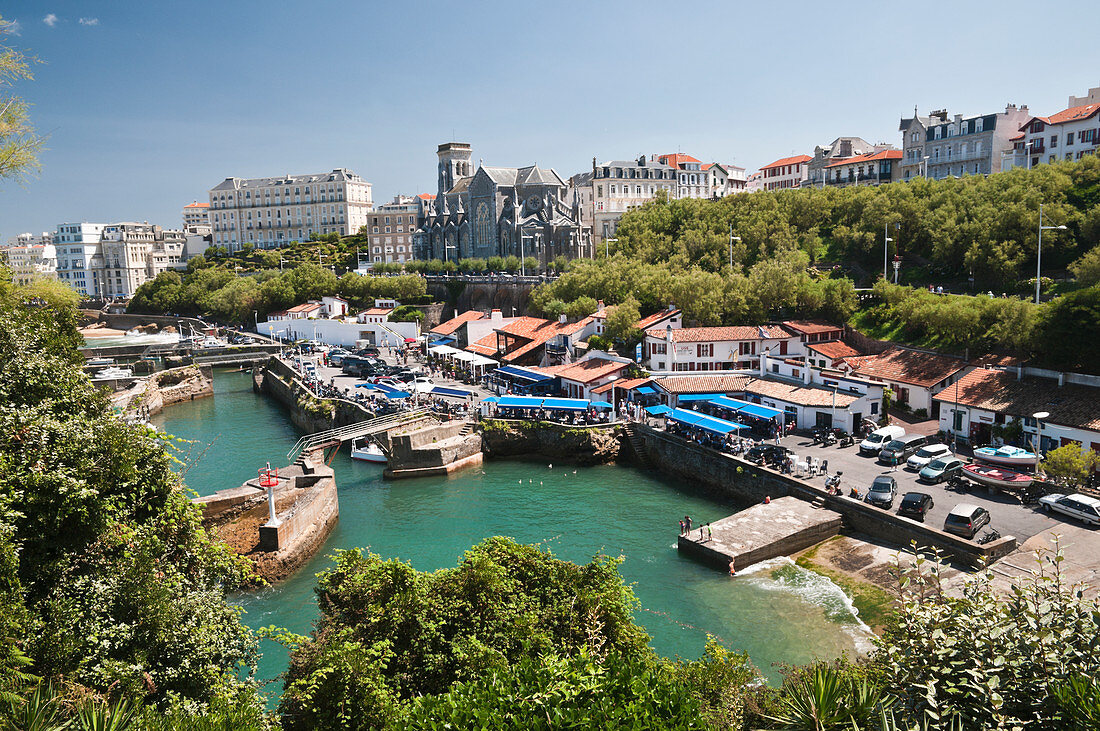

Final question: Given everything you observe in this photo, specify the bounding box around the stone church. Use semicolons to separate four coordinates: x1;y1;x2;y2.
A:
414;143;592;266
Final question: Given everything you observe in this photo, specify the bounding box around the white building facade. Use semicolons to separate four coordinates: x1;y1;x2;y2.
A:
208;168;373;251
759;155;810;191
366;195;420;264
644;325;803;372
99;223;185;298
2;242;57;286
1004;87;1100;170
590;157;676;243
53;223;107;296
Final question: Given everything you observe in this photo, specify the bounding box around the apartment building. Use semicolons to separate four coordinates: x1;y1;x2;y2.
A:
759;155;810;191
208;168;373;251
707;163;747;196
657;153;712;199
99;223;185;298
182;201;211;231
643;324;803;372
805;137;887;187
1004;86;1100;170
365;195;420;264
898;109;946;180
590;156;676;242
53;223;106;296
2;240;57;285
824;149;902;187
925;104;1031;179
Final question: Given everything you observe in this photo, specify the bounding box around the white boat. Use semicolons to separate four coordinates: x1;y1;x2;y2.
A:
963;462;1034;491
972;444;1037;468
96;366;133;379
350;438;387;463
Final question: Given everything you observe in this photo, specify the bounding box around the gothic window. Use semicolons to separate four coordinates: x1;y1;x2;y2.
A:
475;202;492;249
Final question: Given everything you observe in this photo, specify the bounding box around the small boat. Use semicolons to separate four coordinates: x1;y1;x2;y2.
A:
350;438;387;463
963;462;1033;491
973;444;1037;468
96;366;134;379
86;357;114;368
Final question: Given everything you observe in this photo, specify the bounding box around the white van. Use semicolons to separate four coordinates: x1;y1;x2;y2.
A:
859;424;905;455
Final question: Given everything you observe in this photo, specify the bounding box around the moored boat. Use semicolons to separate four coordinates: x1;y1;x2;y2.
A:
96;366;134;379
972;444;1037;468
963;462;1033;491
350;438;387;463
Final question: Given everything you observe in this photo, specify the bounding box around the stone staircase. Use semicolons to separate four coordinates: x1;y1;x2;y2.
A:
622;423;655;470
459;421;475;438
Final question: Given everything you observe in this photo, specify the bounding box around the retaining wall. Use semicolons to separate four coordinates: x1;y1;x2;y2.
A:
257;356;375;433
635;425;1016;565
480;419;623;464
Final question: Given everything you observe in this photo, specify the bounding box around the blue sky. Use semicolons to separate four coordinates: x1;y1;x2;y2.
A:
3;0;1100;239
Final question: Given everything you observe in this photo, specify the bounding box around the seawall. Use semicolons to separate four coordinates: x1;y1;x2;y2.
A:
255;356;375;433
479;419;623;465
384;420;483;479
110;364;214;419
633;425;1017;566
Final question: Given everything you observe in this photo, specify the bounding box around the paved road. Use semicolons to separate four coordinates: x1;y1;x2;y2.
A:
778;434;1072;545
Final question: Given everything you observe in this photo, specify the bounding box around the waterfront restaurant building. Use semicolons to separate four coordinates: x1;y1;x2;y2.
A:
643;325;802;373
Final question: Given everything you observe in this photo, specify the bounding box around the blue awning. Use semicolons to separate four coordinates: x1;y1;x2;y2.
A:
429;336;456;346
645;404;672;416
709;396;783;421
669;408;746;435
541;397;589;411
589;400;612;409
677;393;725;402
635;385;656;394
481;396;500;404
431;386;475;399
495;365;552;382
497;396;544;408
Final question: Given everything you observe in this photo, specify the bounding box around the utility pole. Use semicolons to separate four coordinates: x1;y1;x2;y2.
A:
728;224;741;269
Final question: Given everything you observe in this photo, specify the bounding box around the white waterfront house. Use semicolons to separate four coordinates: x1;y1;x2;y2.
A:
644;324;802;372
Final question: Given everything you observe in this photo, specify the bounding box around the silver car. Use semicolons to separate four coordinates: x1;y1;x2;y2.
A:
907;443;952;470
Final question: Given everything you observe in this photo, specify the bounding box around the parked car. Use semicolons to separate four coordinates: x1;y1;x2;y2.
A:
859;425;905;455
906;443;952;470
865;475;898;509
411;376;435;393
1038;493;1100;526
918;456;966;483
943;504;991;540
878;434;932;465
897;492;935;522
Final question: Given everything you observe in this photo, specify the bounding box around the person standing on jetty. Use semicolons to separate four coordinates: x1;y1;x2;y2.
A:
684;515;692;532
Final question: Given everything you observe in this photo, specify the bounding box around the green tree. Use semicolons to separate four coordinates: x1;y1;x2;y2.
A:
564;295;598;320
1040;442;1100;486
0;17;45;183
604;297;641;343
1035;284;1100;372
1069;244;1100;287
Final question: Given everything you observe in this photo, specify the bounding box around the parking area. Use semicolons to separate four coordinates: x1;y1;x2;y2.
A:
777;433;1078;544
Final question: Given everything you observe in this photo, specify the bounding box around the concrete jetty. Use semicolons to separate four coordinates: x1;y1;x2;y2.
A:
678;496;842;573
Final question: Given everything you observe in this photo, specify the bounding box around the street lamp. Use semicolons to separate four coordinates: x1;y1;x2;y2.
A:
883;226;894;281
728;224;741;269
1032;410;1050;477
922;155;930;179
1036;203;1067;304
604;237;618;260
279;257;288;271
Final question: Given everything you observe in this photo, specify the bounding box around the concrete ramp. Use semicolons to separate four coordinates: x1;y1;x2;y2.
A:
678;496;842;573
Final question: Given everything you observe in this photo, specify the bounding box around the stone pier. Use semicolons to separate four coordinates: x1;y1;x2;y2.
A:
678;496;843;573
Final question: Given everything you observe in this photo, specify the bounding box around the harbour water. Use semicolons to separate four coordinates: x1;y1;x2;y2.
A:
152;370;873;696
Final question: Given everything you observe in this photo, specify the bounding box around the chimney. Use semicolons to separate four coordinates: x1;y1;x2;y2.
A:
954;114;963;124
804;356;812;385
559;314;567;324
759;349;768;378
597;299;605;311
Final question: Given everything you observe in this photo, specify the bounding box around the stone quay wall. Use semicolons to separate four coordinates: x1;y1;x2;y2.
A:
256;356;374;433
386;421;482;473
479;419;623;465
634;425;1016;566
140;365;214;416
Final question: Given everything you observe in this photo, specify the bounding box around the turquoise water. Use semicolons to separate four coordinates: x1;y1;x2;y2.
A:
152;371;872;697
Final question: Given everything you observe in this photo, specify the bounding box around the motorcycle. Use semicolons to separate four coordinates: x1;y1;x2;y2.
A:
946;475;970;493
977;527;1001;545
820;431;836;447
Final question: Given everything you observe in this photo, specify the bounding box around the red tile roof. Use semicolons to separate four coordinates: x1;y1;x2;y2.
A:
1009;132;1025;141
743;377;859;408
500;316;595;363
591;377;652;395
431;310;485;335
287;302;323;313
931;368;1100;431
1045;102;1100;126
653;374;753;395
465;332;498;357
417;193;436;200
825;149;902;168
782;320;843;336
183;201;210;208
851;347;967;389
635;308;681;330
498;316;553;339
361;307;393;316
658;153;702;169
645;325;794;343
807;340;862;361
761;155;812;170
534;358;629;385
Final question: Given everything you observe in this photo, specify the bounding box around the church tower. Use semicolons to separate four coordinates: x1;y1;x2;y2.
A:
437;143;473;198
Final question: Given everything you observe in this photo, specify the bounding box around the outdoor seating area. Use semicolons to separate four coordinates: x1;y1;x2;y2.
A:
482;395;615;425
426;343;497;384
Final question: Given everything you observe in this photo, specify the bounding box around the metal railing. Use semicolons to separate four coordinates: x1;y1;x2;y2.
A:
287;408;430;460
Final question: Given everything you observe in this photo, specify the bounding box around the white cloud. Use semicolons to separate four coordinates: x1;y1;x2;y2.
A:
42;13;58;27
78;17;99;26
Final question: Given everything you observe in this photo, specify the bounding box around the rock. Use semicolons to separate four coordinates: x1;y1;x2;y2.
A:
479;421;622;465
